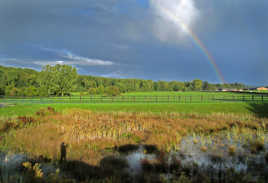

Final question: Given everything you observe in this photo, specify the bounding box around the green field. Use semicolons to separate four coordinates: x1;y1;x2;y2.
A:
0;102;267;117
0;91;267;117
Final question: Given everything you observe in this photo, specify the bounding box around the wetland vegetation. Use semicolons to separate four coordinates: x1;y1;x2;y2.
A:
0;103;268;183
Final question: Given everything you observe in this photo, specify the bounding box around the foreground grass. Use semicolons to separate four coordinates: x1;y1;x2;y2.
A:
0;109;265;164
1;107;268;183
0;102;263;117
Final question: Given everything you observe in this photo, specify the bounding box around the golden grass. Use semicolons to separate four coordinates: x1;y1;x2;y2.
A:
1;108;267;165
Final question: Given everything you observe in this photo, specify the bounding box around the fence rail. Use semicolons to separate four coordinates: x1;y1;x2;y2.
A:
1;95;268;104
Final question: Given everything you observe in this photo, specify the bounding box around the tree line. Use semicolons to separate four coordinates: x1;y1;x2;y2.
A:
0;64;247;97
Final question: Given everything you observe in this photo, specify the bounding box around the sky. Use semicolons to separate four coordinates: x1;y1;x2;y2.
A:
0;0;267;85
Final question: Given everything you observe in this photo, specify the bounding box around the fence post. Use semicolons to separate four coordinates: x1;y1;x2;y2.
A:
190;96;192;103
262;95;264;102
80;95;82;103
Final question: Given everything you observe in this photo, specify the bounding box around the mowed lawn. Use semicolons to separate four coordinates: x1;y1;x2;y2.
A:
0;102;263;117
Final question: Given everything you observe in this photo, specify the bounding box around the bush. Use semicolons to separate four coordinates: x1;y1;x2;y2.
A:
5;85;20;96
25;86;38;97
88;88;97;95
105;86;121;96
0;121;18;132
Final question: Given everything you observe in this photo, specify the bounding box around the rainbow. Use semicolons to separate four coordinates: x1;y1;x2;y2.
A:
160;7;226;84
183;25;226;84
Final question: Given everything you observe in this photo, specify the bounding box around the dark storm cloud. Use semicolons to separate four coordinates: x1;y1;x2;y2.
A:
0;0;267;85
192;0;268;84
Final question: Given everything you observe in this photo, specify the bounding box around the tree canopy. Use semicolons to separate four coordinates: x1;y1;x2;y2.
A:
39;64;78;96
0;64;249;96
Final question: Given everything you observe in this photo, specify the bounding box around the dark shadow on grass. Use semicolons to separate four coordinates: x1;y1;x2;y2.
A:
115;144;159;154
54;144;166;183
247;103;268;118
60;160;104;181
116;144;139;153
58;157;132;182
10;144;163;183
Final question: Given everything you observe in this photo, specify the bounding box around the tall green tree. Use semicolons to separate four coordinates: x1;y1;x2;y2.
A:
39;64;78;96
192;79;203;91
202;81;209;91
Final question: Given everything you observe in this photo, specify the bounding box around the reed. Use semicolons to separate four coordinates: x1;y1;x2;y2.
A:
1;109;268;166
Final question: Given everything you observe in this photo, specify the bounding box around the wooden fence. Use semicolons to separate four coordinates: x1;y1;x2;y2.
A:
1;95;268;104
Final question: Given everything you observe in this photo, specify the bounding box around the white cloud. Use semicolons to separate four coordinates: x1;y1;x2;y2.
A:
33;59;114;66
39;48;114;66
149;0;199;42
56;61;64;64
60;51;114;66
33;61;65;66
1;49;115;67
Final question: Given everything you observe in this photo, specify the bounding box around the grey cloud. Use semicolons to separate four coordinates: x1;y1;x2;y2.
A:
194;0;268;36
0;0;267;85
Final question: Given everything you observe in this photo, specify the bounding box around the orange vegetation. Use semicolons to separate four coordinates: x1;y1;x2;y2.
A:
1;107;266;165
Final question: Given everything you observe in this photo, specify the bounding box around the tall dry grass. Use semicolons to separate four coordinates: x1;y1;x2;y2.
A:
0;108;267;165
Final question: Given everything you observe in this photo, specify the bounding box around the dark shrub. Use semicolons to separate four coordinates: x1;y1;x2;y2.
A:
47;106;56;114
17;116;36;125
0;121;18;132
